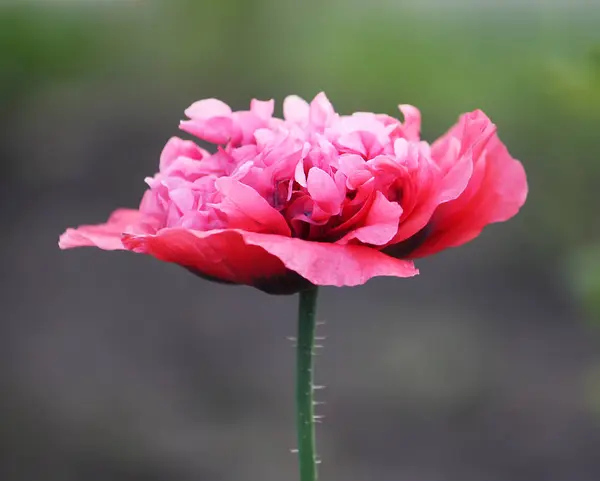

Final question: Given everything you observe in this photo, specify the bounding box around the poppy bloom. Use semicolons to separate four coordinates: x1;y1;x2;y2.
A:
59;93;527;294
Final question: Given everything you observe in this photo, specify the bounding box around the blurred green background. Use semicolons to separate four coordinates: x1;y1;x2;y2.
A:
1;1;599;481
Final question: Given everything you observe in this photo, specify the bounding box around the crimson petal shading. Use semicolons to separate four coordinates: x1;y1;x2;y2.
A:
411;113;527;258
122;228;418;289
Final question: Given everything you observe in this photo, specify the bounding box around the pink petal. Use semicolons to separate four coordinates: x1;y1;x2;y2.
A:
253;128;276;150
250;99;275;119
169;187;196;213
367;154;404;179
338;191;402;246
294;158;308;187
309;92;336;130
59;209;141;250
179;117;236;145
283;95;310;124
437;150;473;203
159;137;206;171
231;110;266;144
214;177;291;236
184;98;232;119
462;110;497;160
338;154;372;189
433;109;496;163
413;130;527;258
180;99;240;144
477;137;528;224
124;228;289;286
306;167;344;215
336;131;383;159
394;137;409;161
122;228;418;288
398;104;421;141
431;136;461;173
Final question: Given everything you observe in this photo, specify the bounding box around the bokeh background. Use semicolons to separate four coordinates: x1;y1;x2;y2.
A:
2;1;600;480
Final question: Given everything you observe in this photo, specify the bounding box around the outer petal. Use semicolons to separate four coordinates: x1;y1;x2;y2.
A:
58;209;141;250
432;110;496;172
412;128;527;258
123;228;291;290
122;228;418;290
437;150;473;204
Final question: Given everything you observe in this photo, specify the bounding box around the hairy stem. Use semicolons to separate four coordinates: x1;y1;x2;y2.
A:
296;287;319;481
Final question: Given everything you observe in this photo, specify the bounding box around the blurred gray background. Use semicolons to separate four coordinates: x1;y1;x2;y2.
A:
2;1;600;480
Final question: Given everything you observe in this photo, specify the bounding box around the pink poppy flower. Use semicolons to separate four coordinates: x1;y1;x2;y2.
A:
59;93;527;294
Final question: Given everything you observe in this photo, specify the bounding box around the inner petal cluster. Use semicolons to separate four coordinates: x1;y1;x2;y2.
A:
138;93;445;248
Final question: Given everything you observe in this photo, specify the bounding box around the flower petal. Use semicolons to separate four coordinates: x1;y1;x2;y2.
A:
180;118;237;145
283;95;310;124
58;209;141;250
306;167;345;215
412;131;527;258
159;137;206;171
180;99;238;144
309;92;336;130
250;98;275;119
398;104;421;141
214;177;291;236
337;191;402;246
123;228;289;286
437;150;473;204
184;98;232;119
122;228;418;289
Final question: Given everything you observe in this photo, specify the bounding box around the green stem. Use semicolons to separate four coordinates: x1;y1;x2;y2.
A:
296;287;319;481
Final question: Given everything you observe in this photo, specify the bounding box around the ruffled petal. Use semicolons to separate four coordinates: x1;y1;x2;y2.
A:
283;95;310;125
179;117;236;145
180;99;237;144
398;104;421;141
309;92;336;130
306;167;345;215
337;191;402;246
250;98;275;119
412;113;527;258
58;209;141;250
122;228;418;290
214;177;291;236
159;137;206;171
